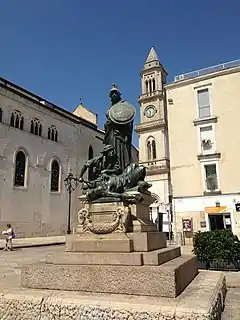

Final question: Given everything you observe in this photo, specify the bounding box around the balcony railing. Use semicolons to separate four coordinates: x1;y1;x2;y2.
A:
140;158;170;175
135;118;166;133
138;90;163;101
174;59;240;82
206;175;218;191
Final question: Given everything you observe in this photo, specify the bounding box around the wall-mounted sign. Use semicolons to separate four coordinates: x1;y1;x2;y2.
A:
225;218;231;225
182;219;192;232
235;202;240;212
200;221;207;228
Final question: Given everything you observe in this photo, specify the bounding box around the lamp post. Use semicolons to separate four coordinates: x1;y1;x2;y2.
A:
64;171;79;235
166;203;172;245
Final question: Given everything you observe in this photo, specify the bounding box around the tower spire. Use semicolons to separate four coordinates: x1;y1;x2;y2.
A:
145;46;159;64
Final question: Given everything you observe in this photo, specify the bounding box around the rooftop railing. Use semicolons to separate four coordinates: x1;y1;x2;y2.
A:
174;59;240;82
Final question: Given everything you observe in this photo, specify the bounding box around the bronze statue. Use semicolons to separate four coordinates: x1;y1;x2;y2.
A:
79;85;151;204
103;84;134;171
79;145;121;182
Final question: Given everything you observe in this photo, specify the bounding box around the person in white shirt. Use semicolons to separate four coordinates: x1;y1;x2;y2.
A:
2;224;15;251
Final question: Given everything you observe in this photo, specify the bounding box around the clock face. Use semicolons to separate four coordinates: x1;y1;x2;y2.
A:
145;106;155;118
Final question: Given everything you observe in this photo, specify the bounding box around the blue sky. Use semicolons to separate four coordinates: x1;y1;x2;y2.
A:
1;0;240;146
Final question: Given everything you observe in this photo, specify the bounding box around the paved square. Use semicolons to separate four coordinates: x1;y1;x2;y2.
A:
0;245;64;291
0;244;239;319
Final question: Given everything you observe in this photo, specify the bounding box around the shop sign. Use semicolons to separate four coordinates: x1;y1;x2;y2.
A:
235;202;240;212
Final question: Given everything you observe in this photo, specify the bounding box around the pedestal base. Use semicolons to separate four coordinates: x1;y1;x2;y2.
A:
66;233;133;253
46;246;181;266
21;256;197;298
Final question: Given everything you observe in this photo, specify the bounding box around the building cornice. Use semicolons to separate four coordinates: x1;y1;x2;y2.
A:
138;90;163;103
165;66;240;90
139;158;170;176
197;152;221;161
0;77;102;133
135;118;166;134
140;65;168;77
193;116;218;126
173;191;240;199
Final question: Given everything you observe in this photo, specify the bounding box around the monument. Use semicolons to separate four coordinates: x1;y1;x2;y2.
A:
19;85;226;319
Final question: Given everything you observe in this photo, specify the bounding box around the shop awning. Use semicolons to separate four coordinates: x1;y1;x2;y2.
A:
205;206;227;214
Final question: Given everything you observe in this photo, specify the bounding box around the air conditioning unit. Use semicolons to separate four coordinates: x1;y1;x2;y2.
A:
179;74;185;80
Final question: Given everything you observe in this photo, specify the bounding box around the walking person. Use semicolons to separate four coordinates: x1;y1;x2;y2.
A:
2;224;15;251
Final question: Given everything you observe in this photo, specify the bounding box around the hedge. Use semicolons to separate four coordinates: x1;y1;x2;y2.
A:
193;229;240;270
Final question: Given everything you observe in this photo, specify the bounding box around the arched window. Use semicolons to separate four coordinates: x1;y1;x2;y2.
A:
88;145;94;180
0;108;2;122
147;141;151;161
10;110;24;130
10;113;14;126
152;140;157;159
145;80;148;93
146;138;157;161
149;79;152;93
30;120;34;133
48;125;58;142
50;159;60;192
152;78;156;91
88;145;93;159
39;124;42;137
30;118;42;136
14;150;26;187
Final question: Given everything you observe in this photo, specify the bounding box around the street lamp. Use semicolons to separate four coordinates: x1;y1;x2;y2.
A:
166;203;172;245
64;171;79;234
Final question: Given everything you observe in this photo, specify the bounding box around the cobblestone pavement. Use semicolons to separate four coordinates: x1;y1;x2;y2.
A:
0;245;239;319
222;288;240;320
0;245;64;290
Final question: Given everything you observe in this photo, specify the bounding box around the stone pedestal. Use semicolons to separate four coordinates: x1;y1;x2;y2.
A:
21;256;197;298
21;194;199;299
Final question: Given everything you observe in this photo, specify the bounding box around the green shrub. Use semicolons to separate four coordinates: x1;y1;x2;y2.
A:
193;229;240;269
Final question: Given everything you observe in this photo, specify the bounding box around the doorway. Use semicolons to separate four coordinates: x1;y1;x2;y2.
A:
209;213;232;231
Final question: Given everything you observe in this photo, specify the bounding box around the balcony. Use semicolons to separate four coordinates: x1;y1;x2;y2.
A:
135;118;166;133
197;151;221;161
203;175;221;195
138;90;163;103
140;158;170;175
193;115;218;126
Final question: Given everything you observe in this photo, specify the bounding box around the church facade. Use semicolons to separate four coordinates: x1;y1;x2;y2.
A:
0;77;104;237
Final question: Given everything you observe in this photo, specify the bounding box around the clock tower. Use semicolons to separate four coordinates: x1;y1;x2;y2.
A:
136;47;172;231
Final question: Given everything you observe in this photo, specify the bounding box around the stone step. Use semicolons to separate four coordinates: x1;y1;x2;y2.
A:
46;251;144;266
21;256;198;298
143;246;181;265
3;271;226;320
127;231;166;252
45;246;181;266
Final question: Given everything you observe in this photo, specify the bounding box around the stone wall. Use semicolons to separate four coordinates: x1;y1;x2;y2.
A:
0;85;103;238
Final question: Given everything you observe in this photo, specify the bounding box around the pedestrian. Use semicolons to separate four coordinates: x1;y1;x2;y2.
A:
2;224;15;251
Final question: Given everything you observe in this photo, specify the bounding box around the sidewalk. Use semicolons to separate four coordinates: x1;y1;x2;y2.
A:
0;235;66;249
179;244;240;288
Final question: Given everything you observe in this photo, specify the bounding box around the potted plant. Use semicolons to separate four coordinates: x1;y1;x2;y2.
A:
202;139;211;146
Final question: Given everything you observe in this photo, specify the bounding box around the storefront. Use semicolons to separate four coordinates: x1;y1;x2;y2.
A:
173;195;240;244
205;206;233;231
